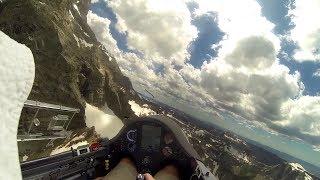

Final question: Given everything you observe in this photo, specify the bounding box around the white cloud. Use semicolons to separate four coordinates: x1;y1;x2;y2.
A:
87;2;320;145
290;0;320;61
87;11;119;54
115;15;128;34
191;0;320;143
200;36;301;121
194;0;280;59
313;69;320;78
85;103;124;139
108;0;197;64
224;36;276;69
276;96;320;137
313;145;320;152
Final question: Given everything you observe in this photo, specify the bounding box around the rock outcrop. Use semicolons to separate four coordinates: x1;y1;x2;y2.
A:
0;0;140;129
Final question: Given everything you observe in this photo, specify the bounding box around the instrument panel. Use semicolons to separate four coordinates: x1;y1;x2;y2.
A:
109;120;192;175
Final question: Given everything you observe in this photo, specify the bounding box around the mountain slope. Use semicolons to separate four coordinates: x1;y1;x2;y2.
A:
0;0;140;130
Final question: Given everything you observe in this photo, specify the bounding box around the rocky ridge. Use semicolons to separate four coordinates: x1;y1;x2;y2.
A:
0;0;141;130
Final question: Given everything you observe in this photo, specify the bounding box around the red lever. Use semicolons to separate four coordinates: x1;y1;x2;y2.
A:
90;142;101;151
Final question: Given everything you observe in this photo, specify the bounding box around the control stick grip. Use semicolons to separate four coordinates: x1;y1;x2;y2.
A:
136;174;145;180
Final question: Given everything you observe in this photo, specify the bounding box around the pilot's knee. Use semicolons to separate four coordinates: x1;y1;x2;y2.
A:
103;157;137;180
161;165;179;176
154;165;179;180
119;157;135;166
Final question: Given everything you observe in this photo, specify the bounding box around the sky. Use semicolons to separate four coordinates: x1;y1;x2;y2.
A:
88;0;320;166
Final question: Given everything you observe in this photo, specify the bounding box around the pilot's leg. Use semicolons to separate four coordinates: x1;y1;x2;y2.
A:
153;165;179;180
99;158;137;180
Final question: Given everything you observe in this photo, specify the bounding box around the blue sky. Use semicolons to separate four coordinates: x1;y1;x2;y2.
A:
258;0;320;95
88;0;320;167
91;1;128;50
188;11;224;68
91;0;319;95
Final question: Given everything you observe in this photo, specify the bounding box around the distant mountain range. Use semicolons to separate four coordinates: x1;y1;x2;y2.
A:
144;95;319;179
244;138;320;178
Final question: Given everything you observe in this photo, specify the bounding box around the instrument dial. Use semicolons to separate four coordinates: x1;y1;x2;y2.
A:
126;129;137;142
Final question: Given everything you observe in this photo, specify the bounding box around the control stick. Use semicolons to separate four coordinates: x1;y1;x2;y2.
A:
136;174;145;180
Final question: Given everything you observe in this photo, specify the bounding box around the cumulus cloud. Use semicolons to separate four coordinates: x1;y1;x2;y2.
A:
87;1;320;146
290;0;320;61
276;96;320;137
313;69;320;78
224;36;276;69
200;36;301;121
194;0;280;58
108;0;197;64
87;11;119;54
